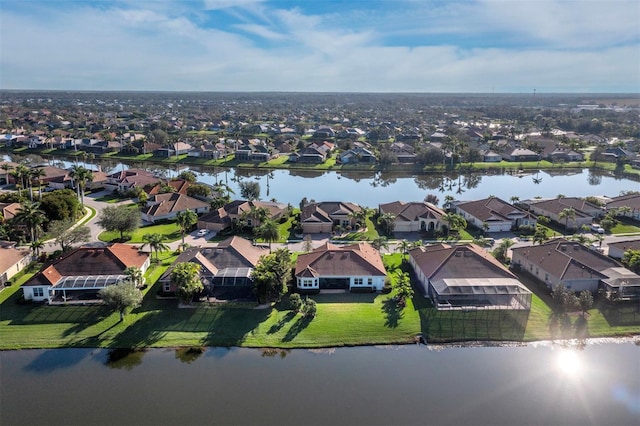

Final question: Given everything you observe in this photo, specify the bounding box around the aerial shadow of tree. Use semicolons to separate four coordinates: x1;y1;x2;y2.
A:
23;348;91;373
108;311;168;349
282;315;312;342
200;307;271;347
381;298;404;328
268;311;296;334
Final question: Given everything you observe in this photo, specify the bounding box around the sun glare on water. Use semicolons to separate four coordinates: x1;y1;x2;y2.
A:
556;350;583;376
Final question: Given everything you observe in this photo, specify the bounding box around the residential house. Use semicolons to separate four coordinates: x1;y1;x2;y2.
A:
300;201;362;234
408;243;531;310
197;200;288;232
144;179;191;196
453;197;536;233
294;242;387;292
501;147;540;162
607;239;640;260
0;202;22;221
511;239;640;300
338;146;376;164
389;142;416;163
21;244;150;303
527;197;603;230
605;193;640;220
154;142;193;158
187;142;226;159
159;236;267;298
482;151;502;162
141;193;210;223
378;201;444;233
0;241;32;286
105;168;160;192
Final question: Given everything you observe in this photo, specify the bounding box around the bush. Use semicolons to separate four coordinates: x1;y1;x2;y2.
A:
288;293;303;311
301;297;317;318
517;225;536;235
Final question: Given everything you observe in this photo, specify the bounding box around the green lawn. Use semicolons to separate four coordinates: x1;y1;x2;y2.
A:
610;222;640;235
98;222;182;243
0;251;638;350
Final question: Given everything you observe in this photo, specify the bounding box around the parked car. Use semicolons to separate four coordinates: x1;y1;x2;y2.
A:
196;229;208;237
590;224;605;234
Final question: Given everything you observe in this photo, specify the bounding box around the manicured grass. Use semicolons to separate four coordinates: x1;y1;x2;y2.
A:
77;206;97;226
339;217;380;241
94;193;129;203
610;222;640;235
1;251;638;350
98;222;182;243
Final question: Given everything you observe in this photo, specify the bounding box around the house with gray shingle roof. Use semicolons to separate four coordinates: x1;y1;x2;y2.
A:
300;201;362;234
527;197;603;230
511;238;640;300
141;193;210;223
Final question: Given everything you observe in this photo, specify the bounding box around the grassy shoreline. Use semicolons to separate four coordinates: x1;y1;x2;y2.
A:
1;253;638;351
5;145;640;179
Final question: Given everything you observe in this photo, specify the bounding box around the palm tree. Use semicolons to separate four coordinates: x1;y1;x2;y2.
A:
348;208;368;230
613;205;632;218
0;163;13;186
441;212;466;237
371;236;389;252
558;207;576;231
494;238;515;263
255;219;280;251
30;168;46;202
532;226;548;245
395;239;413;263
29;239;45;257
175;209;198;244
241;205;270;228
141;233;169;262
15;201;46;242
69;165;93;206
124;266;145;288
377;212;396;236
510;196;520;205
11;164;29;199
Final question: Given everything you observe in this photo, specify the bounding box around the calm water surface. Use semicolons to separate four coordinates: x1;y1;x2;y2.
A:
1;342;639;426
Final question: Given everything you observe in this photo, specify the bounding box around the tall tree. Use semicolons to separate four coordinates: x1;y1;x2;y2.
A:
99;281;143;321
171;262;203;304
30;168;46;202
124;266;145;288
558;207;577;231
175;209;198;244
69;165;93;206
141;233;170;262
0;163;13;186
239;180;260;201
29;239;45;257
371;236;389;252
251;248;293;303
493;238;514;263
377;212;396;236
15;201;45;242
49;220;91;251
255;219;280;251
97;205;141;240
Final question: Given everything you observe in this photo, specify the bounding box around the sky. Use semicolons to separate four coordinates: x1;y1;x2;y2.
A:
1;0;639;92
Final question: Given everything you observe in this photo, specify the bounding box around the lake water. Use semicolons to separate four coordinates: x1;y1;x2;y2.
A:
1;341;639;425
10;154;640;207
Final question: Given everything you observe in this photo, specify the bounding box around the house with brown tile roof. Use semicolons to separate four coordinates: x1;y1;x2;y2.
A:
408;243;531;310
105;168;160;192
300;201;362;234
22;244;150;302
453;197;536;233
159;236;268;298
605;193;640;220
379;201;444;233
0;242;32;286
144;179;192;196
607;239;640;260
0;202;21;221
527;197;603;230
141;193;210;223
511;238;640;300
294;242;387;292
197;200;288;231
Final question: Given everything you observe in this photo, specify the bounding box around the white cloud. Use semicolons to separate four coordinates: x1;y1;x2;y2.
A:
203;0;265;11
0;1;637;92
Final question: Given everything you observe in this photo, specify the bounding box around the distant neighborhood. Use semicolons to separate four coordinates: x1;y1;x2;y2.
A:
1;92;639;348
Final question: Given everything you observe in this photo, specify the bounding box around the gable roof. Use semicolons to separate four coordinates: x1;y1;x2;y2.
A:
511;239;626;281
301;202;361;223
379;201;444;222
529;197;601;217
142;193;209;217
455;197;529;222
295;242;386;277
606;193;640;211
409;243;516;281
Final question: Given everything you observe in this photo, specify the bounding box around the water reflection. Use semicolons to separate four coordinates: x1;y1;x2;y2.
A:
105;348;146;370
175;347;205;364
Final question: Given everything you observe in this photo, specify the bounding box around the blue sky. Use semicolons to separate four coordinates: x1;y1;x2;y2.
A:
1;0;639;92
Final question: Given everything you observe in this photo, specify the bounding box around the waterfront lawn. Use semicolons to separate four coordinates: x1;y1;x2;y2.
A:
98;221;182;243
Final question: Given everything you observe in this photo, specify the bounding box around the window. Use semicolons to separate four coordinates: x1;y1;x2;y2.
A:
33;287;44;298
163;282;171;292
368;278;373;286
301;279;314;288
353;278;363;286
